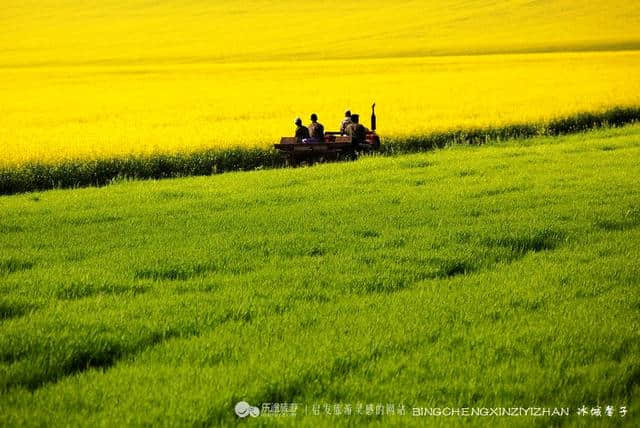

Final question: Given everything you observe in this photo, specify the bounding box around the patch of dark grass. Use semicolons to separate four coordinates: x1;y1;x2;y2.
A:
63;214;123;226
457;169;477;177
289;292;331;304
574;285;610;299
381;106;640;155
381;124;540;154
431;257;478;278
622;367;640;397
283;178;302;187
271;303;289;315
0;258;35;276
220;309;253;323
546;107;640;135
611;338;637;363
55;281;150;300
467;209;482;218
487;311;505;322
596;219;637;231
355;229;380;238
456;231;472;243
473;185;524;198
484;228;566;255
63;251;88;262
249;345;386;412
504;151;527;157
595;210;640;231
306;246;326;257
0;224;24;234
6;300;266;392
491;344;526;365
156;190;200;200
0;301;36;321
11;331;178;391
347;257;475;294
198;347;236;366
383;237;407;248
134;263;214;281
0;147;282;195
510;298;545;312
346;273;410;294
400;159;433;169
63;346;122;375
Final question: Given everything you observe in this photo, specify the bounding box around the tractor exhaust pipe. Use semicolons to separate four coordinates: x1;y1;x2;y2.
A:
371;102;376;131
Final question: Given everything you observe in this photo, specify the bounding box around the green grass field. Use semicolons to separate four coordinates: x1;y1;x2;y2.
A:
1;125;639;426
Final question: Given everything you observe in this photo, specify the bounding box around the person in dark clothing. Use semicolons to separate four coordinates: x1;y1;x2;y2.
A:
294;117;310;142
345;113;368;146
340;110;352;135
307;113;325;142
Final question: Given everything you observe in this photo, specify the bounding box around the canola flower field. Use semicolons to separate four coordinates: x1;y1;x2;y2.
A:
1;0;640;167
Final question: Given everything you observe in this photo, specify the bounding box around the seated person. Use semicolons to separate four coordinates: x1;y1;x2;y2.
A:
304;113;325;143
294;117;310;142
340;110;352;135
345;113;368;146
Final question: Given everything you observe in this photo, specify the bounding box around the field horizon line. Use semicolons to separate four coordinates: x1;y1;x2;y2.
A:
2;105;639;196
2;40;640;70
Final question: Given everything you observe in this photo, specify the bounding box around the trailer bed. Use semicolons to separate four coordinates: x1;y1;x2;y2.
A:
274;133;380;165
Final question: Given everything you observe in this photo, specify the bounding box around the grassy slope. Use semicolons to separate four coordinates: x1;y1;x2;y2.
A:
1;126;639;426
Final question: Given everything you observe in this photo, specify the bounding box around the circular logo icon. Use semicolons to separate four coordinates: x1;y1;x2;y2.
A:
235;401;260;418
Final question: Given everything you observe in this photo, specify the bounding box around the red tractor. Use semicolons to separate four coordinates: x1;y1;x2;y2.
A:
274;103;380;165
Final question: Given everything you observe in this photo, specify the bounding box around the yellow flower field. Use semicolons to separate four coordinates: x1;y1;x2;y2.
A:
1;0;640;166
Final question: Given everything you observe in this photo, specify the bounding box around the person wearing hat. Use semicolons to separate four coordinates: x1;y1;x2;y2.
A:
307;113;325;142
340;110;352;135
294;117;310;143
345;113;368;147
